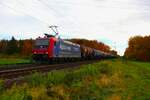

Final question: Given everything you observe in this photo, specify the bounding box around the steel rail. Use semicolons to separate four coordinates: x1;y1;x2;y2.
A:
0;60;98;79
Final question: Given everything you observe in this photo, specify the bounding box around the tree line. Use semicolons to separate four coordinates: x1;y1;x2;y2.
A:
124;35;150;61
0;36;34;56
0;36;117;57
69;39;117;55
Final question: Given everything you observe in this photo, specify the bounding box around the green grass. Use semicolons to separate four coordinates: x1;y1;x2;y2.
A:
0;58;31;65
0;59;150;100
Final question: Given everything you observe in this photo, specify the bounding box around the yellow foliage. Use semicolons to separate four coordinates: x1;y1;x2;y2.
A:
29;86;50;100
48;85;70;100
50;85;66;96
82;76;93;86
107;94;122;100
111;71;124;88
96;74;111;88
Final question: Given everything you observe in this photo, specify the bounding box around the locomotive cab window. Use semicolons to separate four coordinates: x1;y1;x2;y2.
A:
35;39;49;46
34;39;49;49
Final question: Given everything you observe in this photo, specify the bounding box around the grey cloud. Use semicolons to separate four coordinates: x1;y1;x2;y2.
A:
0;0;150;55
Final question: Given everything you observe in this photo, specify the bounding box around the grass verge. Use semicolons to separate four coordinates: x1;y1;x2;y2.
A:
0;58;31;65
0;59;150;100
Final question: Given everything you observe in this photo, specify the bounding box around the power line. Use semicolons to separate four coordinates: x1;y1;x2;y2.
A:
0;1;49;25
37;0;78;25
15;0;51;25
37;0;150;11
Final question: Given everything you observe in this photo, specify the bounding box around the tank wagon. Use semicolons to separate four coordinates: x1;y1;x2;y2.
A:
32;34;115;62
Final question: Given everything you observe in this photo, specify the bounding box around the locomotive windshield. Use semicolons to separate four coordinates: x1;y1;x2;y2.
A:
34;39;49;49
35;39;49;46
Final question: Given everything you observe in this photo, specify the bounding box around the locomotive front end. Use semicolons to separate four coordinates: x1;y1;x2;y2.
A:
32;38;50;61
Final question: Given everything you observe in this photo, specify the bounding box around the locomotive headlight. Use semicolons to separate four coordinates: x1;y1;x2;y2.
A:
34;51;37;54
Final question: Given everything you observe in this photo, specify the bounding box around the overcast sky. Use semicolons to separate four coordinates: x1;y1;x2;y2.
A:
0;0;150;55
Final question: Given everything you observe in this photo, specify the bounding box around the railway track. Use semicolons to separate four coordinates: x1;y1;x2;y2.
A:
0;60;98;79
0;63;47;71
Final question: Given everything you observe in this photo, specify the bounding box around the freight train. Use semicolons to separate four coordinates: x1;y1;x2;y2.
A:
32;34;115;62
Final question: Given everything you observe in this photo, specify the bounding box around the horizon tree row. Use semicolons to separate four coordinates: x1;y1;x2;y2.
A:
0;36;117;57
124;35;150;61
0;36;33;56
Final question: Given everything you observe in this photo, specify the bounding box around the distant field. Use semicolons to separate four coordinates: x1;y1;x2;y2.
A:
0;58;31;65
0;59;150;100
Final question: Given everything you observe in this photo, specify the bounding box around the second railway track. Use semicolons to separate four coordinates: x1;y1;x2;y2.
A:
0;60;98;79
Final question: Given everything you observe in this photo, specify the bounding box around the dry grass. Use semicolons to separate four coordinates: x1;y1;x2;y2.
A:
96;74;111;88
1;59;150;100
82;75;93;86
107;94;122;100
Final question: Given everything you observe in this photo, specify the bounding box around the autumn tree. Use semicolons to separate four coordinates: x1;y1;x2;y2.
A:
110;50;117;55
68;38;117;55
0;37;34;56
6;36;18;54
0;40;8;54
124;35;150;61
21;39;34;56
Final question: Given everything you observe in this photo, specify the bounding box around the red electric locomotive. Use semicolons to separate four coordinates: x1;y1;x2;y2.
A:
32;34;81;62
